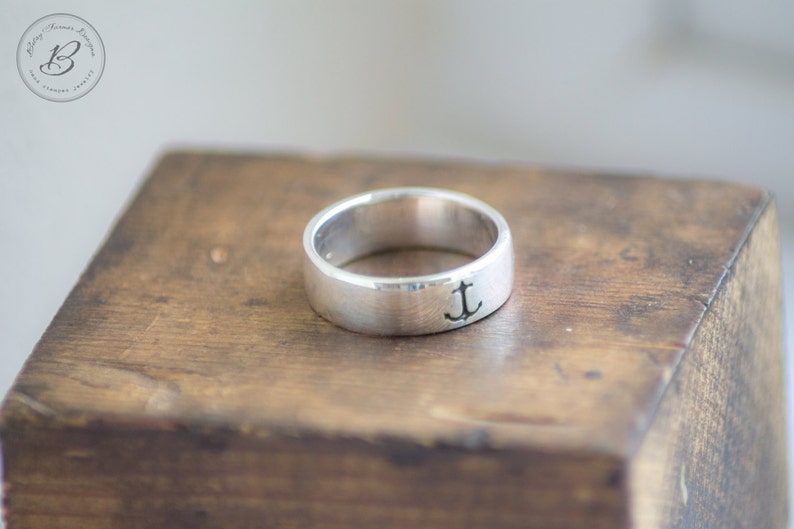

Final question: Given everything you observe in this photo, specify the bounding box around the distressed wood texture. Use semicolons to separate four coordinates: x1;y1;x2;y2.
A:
1;152;787;529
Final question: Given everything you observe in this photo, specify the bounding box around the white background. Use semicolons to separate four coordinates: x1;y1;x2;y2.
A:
2;1;794;526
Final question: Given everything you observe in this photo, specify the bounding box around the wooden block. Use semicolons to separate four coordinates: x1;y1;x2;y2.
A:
1;152;786;528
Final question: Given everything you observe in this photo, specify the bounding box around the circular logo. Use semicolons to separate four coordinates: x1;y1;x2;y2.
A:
17;13;105;102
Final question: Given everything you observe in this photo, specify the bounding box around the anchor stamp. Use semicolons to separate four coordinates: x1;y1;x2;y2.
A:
444;281;482;323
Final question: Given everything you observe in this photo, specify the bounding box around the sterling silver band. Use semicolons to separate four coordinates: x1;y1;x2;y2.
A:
302;187;514;335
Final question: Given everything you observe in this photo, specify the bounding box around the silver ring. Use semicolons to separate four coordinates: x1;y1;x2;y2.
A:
302;187;514;335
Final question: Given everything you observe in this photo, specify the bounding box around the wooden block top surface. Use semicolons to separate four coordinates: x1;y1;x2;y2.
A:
1;152;769;458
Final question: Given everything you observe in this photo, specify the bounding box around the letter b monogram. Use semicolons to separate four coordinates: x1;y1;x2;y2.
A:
40;40;80;76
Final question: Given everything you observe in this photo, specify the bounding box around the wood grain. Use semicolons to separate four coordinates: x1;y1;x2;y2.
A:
630;200;787;528
0;152;786;528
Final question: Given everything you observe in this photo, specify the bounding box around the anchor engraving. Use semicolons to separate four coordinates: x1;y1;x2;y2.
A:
444;281;482;323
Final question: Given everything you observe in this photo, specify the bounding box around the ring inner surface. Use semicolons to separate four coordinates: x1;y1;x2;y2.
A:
314;195;498;276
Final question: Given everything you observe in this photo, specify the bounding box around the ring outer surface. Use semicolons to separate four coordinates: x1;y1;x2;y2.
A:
302;187;514;336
